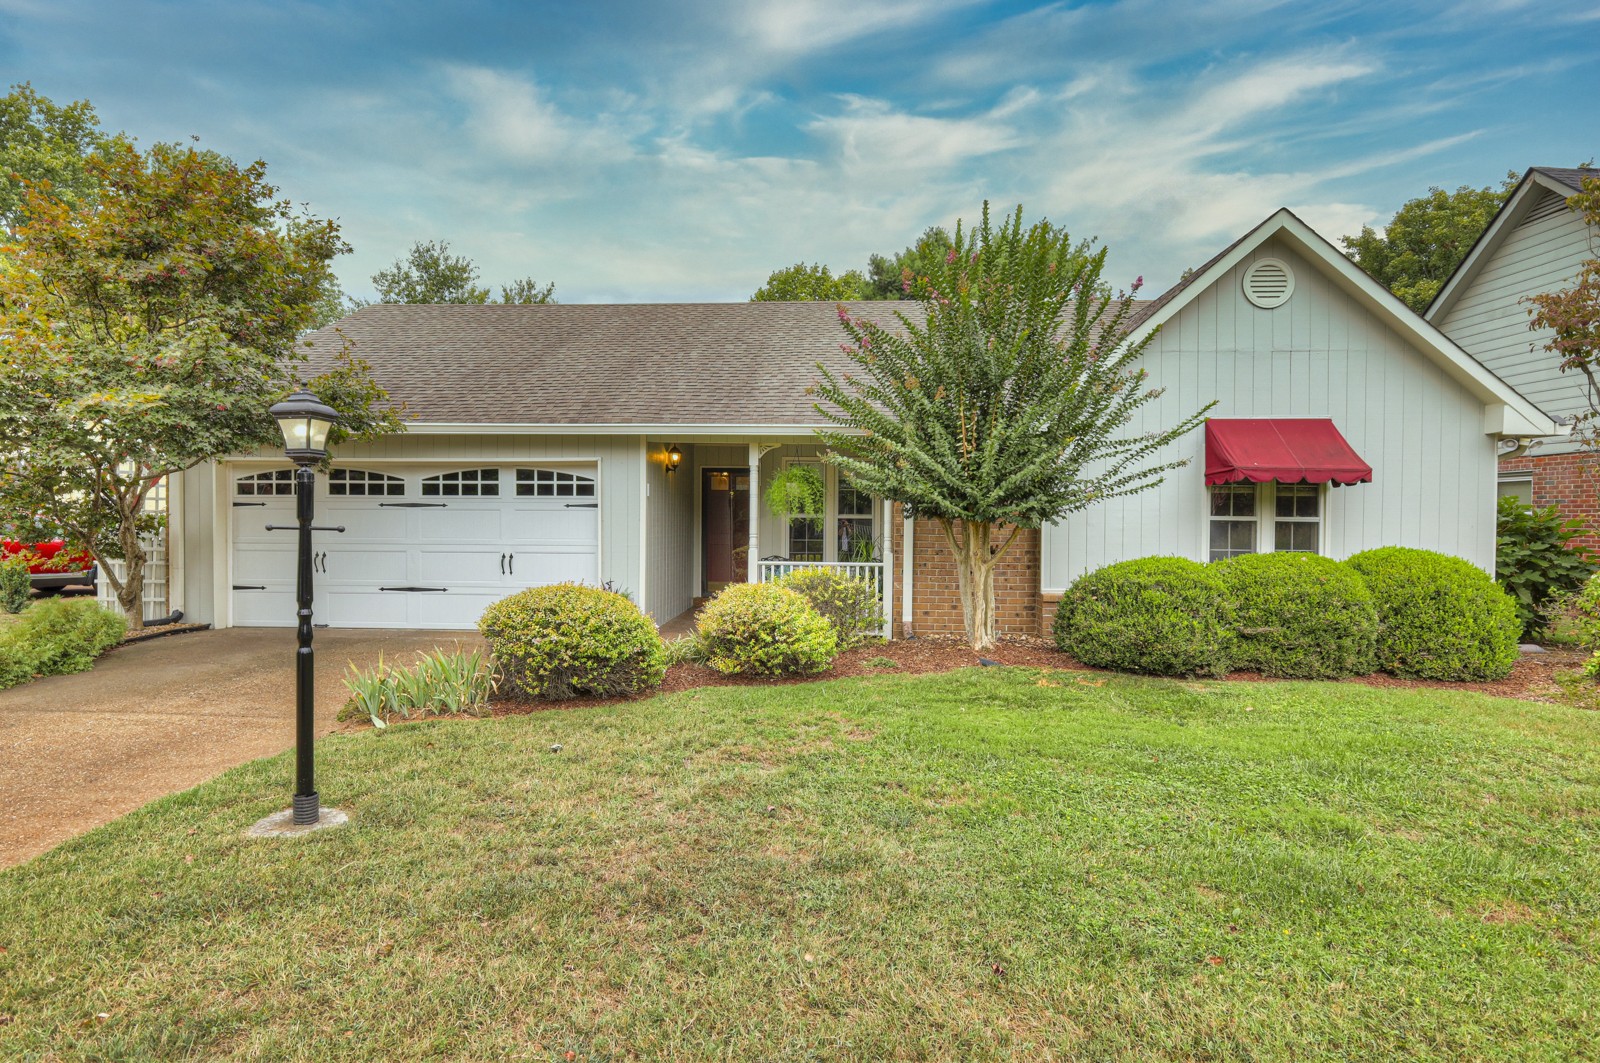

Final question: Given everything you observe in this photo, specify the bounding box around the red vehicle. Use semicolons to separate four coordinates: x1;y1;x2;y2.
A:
1;539;98;592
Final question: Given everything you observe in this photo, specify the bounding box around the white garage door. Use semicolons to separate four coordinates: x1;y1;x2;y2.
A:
230;464;600;629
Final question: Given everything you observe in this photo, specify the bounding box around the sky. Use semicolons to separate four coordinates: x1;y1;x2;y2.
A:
1;0;1596;302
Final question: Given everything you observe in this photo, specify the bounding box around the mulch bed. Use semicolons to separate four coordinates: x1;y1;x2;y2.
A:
489;637;1591;716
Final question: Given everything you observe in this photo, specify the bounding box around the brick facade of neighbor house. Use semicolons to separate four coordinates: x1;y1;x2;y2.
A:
1500;451;1600;551
888;505;1045;638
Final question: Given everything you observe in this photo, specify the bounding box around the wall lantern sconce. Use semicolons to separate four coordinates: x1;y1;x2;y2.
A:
665;445;684;474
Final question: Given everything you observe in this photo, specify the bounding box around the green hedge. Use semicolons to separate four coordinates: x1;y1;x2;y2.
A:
697;582;838;677
1346;547;1519;681
1214;553;1378;678
479;583;666;701
774;567;883;649
0;598;127;690
1053;557;1233;677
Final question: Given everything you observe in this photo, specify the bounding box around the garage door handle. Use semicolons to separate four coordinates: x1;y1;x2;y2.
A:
565;503;599;508
507;553;514;575
380;502;448;508
499;552;506;574
379;586;449;593
232;584;267;590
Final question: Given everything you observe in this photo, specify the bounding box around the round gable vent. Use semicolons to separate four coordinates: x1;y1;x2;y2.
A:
1242;258;1295;309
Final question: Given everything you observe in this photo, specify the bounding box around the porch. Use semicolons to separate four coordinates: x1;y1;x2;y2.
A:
644;439;895;638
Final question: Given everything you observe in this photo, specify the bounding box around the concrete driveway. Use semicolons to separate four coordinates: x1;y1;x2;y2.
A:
0;627;476;868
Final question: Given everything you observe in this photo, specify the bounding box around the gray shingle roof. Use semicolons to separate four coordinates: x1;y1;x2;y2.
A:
301;301;927;427
1534;166;1598;193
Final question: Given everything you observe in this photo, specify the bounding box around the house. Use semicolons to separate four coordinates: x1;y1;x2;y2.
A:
164;208;1553;638
1425;166;1598;537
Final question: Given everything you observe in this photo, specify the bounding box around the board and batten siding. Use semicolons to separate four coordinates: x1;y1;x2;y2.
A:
1434;189;1595;452
644;440;695;622
1041;236;1500;592
176;431;647;628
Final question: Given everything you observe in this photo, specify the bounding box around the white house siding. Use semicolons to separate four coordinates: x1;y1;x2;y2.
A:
644;440;696;621
1434;189;1595;452
176;431;646;628
1040;236;1500;591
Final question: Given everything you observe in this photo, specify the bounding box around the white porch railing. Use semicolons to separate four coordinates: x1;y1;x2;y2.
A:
755;560;890;637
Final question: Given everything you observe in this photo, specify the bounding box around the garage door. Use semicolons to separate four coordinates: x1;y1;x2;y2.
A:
230;464;600;629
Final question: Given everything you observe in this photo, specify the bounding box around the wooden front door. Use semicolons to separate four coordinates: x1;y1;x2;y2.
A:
702;468;750;593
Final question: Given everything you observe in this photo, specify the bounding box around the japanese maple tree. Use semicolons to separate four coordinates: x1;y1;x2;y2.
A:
0;140;402;626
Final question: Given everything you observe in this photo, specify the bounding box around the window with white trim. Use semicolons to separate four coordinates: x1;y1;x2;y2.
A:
328;468;405;497
516;468;596;498
1207;481;1322;562
785;459;825;562
836;477;876;562
421;468;500;497
235;469;296;496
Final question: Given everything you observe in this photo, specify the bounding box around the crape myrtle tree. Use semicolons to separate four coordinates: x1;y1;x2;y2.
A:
1529;175;1600;443
0;140;403;627
812;203;1211;651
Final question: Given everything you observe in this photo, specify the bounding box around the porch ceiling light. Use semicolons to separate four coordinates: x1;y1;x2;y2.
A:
270;390;339;466
666;445;684;473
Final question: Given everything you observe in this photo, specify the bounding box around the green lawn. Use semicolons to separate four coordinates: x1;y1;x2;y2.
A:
2;669;1597;1060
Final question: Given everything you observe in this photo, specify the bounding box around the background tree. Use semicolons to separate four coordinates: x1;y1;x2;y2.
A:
864;225;954;299
813;203;1210;651
1341;174;1518;312
0;140;403;626
0;82;119;231
751;262;869;301
365;238;555;305
1529;175;1600;441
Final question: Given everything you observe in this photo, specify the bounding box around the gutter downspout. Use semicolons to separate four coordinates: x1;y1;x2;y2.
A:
901;511;914;639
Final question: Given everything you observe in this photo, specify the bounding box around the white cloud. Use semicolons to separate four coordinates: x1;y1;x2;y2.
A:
442;65;642;166
738;0;976;57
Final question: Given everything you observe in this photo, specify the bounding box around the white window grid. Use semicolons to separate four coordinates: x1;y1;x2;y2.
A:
1207;481;1323;561
235;469;296;496
421;468;500;497
516;468;596;498
329;468;405;497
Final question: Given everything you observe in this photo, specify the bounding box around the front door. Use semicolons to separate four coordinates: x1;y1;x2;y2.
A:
702;468;750;593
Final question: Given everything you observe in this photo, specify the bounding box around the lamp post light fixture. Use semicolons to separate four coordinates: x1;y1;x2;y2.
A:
260;389;343;831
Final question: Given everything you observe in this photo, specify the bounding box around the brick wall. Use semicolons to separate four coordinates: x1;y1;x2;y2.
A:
888;505;1043;638
1500;451;1600;550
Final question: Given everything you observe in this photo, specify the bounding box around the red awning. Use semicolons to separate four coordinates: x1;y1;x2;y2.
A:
1204;419;1372;486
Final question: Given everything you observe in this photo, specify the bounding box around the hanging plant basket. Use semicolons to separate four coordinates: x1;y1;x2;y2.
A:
764;465;826;518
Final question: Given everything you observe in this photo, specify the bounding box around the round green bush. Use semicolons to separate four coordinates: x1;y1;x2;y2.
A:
1053;557;1233;677
478;583;666;701
1345;547;1519;681
774;567;883;648
1213;553;1378;678
696;582;838;677
0;598;127;690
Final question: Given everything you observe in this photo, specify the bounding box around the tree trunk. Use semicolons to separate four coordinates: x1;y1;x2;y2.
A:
939;519;1022;653
111;507;147;631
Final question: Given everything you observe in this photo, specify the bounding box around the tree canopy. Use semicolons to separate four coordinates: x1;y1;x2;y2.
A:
0;139;402;625
812;203;1208;650
0;82;119;231
751;262;870;302
365;239;555;305
1340;174;1518;312
750;219;1098;303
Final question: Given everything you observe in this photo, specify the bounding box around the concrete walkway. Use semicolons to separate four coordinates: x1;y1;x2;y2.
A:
0;627;472;868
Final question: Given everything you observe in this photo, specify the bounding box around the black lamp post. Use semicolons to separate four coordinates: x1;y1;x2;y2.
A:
269;389;339;825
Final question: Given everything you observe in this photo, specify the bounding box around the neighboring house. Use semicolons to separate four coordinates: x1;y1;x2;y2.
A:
1426;166;1598;536
167;209;1552;638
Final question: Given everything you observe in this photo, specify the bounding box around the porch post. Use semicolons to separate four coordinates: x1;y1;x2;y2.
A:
747;443;761;582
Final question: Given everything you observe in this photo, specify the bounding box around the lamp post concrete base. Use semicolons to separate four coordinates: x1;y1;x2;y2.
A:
245;807;349;838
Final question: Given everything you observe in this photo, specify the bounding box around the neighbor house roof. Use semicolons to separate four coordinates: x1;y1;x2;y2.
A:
1128;207;1556;438
1426;166;1596;325
300;301;927;431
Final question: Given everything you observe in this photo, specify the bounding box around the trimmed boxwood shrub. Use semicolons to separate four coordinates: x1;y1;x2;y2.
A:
697;582;838;677
1345;547;1519;681
1214;553;1378;678
1053;557;1233;677
478;583;666;701
0;598;127;690
774;567;883;648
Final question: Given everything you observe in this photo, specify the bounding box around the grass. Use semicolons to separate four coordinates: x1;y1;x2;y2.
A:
2;668;1598;1060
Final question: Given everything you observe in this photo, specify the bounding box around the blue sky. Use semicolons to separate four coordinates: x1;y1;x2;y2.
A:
2;0;1596;301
